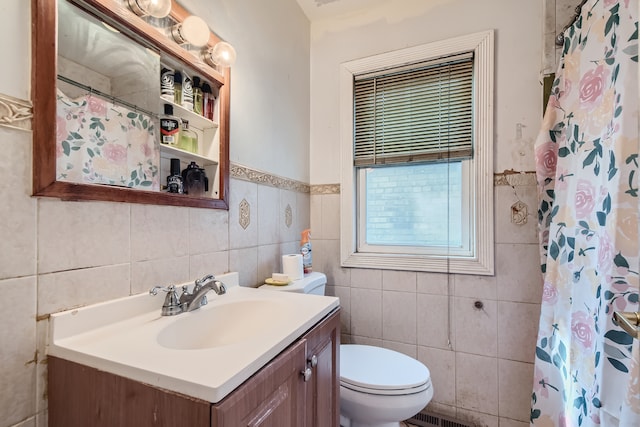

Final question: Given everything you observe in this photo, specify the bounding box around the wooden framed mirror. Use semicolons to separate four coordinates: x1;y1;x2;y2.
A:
32;0;230;209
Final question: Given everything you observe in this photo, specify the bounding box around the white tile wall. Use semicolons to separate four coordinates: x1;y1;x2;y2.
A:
131;204;190;261
38;264;130;315
257;185;280;245
417;346;456;406
350;288;383;339
0;128;36;281
498;359;535;422
383;290;417;344
131;257;190;295
316;183;540;422
38;199;131;273
0;277;37;427
454;297;498;357
456;352;499;415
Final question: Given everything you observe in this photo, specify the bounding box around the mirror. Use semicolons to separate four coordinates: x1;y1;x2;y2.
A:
32;0;230;209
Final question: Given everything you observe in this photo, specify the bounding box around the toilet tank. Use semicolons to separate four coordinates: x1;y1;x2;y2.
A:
260;272;327;295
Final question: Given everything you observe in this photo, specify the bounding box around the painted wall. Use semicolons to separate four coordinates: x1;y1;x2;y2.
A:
309;0;545;425
0;0;310;426
179;0;311;183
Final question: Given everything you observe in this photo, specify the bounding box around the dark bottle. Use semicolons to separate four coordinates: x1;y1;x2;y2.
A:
160;104;181;146
181;161;208;197
193;76;204;116
174;71;183;106
202;83;215;121
167;158;184;194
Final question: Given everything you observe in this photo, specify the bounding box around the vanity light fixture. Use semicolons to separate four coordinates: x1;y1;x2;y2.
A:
171;15;210;47
204;41;237;68
127;0;172;19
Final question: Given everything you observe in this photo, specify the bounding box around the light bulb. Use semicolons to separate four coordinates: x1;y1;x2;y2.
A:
205;42;237;68
171;15;210;47
127;0;172;19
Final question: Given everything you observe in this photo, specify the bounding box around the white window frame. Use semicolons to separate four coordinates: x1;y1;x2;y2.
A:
339;30;494;275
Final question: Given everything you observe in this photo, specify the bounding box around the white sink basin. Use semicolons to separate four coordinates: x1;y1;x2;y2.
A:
157;299;286;350
47;272;340;403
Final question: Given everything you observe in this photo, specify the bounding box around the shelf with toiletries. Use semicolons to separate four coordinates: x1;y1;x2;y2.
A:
162;98;219;132
157;62;221;198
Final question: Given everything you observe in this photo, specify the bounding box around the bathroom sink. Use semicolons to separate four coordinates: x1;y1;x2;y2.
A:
157;299;286;350
47;272;340;403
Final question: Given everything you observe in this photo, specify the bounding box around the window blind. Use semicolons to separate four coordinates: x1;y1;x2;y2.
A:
353;53;474;167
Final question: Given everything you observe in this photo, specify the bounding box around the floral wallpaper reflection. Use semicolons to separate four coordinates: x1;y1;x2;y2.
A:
56;89;159;190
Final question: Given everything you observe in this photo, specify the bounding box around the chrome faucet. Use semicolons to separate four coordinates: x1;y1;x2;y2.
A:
184;274;227;312
150;274;226;316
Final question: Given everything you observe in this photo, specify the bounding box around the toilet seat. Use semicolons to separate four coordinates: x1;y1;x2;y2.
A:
340;345;431;396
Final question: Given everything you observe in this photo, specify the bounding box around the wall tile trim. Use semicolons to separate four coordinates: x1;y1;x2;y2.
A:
311;184;341;195
306;171;536;195
231;162;310;193
0;93;32;132
494;171;537;186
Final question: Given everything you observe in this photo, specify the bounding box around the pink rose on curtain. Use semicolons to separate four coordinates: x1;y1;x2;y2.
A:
579;65;609;110
575;179;596;218
103;143;128;163
571;311;594;349
87;96;107;116
542;282;559;304
535;141;558;179
597;232;615;273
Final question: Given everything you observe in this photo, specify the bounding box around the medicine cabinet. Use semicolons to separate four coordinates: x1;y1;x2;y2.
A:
32;0;230;209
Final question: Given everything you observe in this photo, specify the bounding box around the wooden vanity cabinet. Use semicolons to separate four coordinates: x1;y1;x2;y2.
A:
48;308;340;427
303;306;341;427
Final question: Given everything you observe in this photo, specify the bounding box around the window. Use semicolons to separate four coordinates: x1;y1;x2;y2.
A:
339;31;494;274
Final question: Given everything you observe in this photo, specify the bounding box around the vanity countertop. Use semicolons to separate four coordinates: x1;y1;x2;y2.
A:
47;273;340;403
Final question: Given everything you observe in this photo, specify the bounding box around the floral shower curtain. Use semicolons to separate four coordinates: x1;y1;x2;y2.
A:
532;0;639;426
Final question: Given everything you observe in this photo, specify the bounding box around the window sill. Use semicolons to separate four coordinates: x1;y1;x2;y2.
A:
341;251;494;275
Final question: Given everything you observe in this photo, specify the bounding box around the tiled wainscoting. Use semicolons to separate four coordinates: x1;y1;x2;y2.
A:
313;173;541;427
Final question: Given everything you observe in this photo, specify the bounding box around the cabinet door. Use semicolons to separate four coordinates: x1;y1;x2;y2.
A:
212;339;306;427
48;356;211;427
304;309;341;427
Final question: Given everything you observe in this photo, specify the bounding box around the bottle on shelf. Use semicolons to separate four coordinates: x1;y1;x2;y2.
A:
174;71;183;106
202;82;215;121
160;104;181;146
166;158;184;194
193;76;204;116
177;119;198;154
181;71;194;112
160;66;174;102
181;161;208;197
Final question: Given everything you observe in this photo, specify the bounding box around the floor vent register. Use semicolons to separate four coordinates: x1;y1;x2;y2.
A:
407;411;475;427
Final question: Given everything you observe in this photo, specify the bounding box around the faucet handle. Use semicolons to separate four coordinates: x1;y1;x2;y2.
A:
149;285;184;316
179;285;191;304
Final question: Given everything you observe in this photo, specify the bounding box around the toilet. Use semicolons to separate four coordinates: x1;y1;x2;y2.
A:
260;272;433;427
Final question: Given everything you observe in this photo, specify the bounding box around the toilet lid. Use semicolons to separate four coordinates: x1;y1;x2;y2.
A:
340;345;430;395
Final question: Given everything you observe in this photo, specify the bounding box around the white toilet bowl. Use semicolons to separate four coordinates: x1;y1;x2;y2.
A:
340;344;433;427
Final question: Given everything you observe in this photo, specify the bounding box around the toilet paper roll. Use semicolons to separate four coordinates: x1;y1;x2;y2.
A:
282;254;304;280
